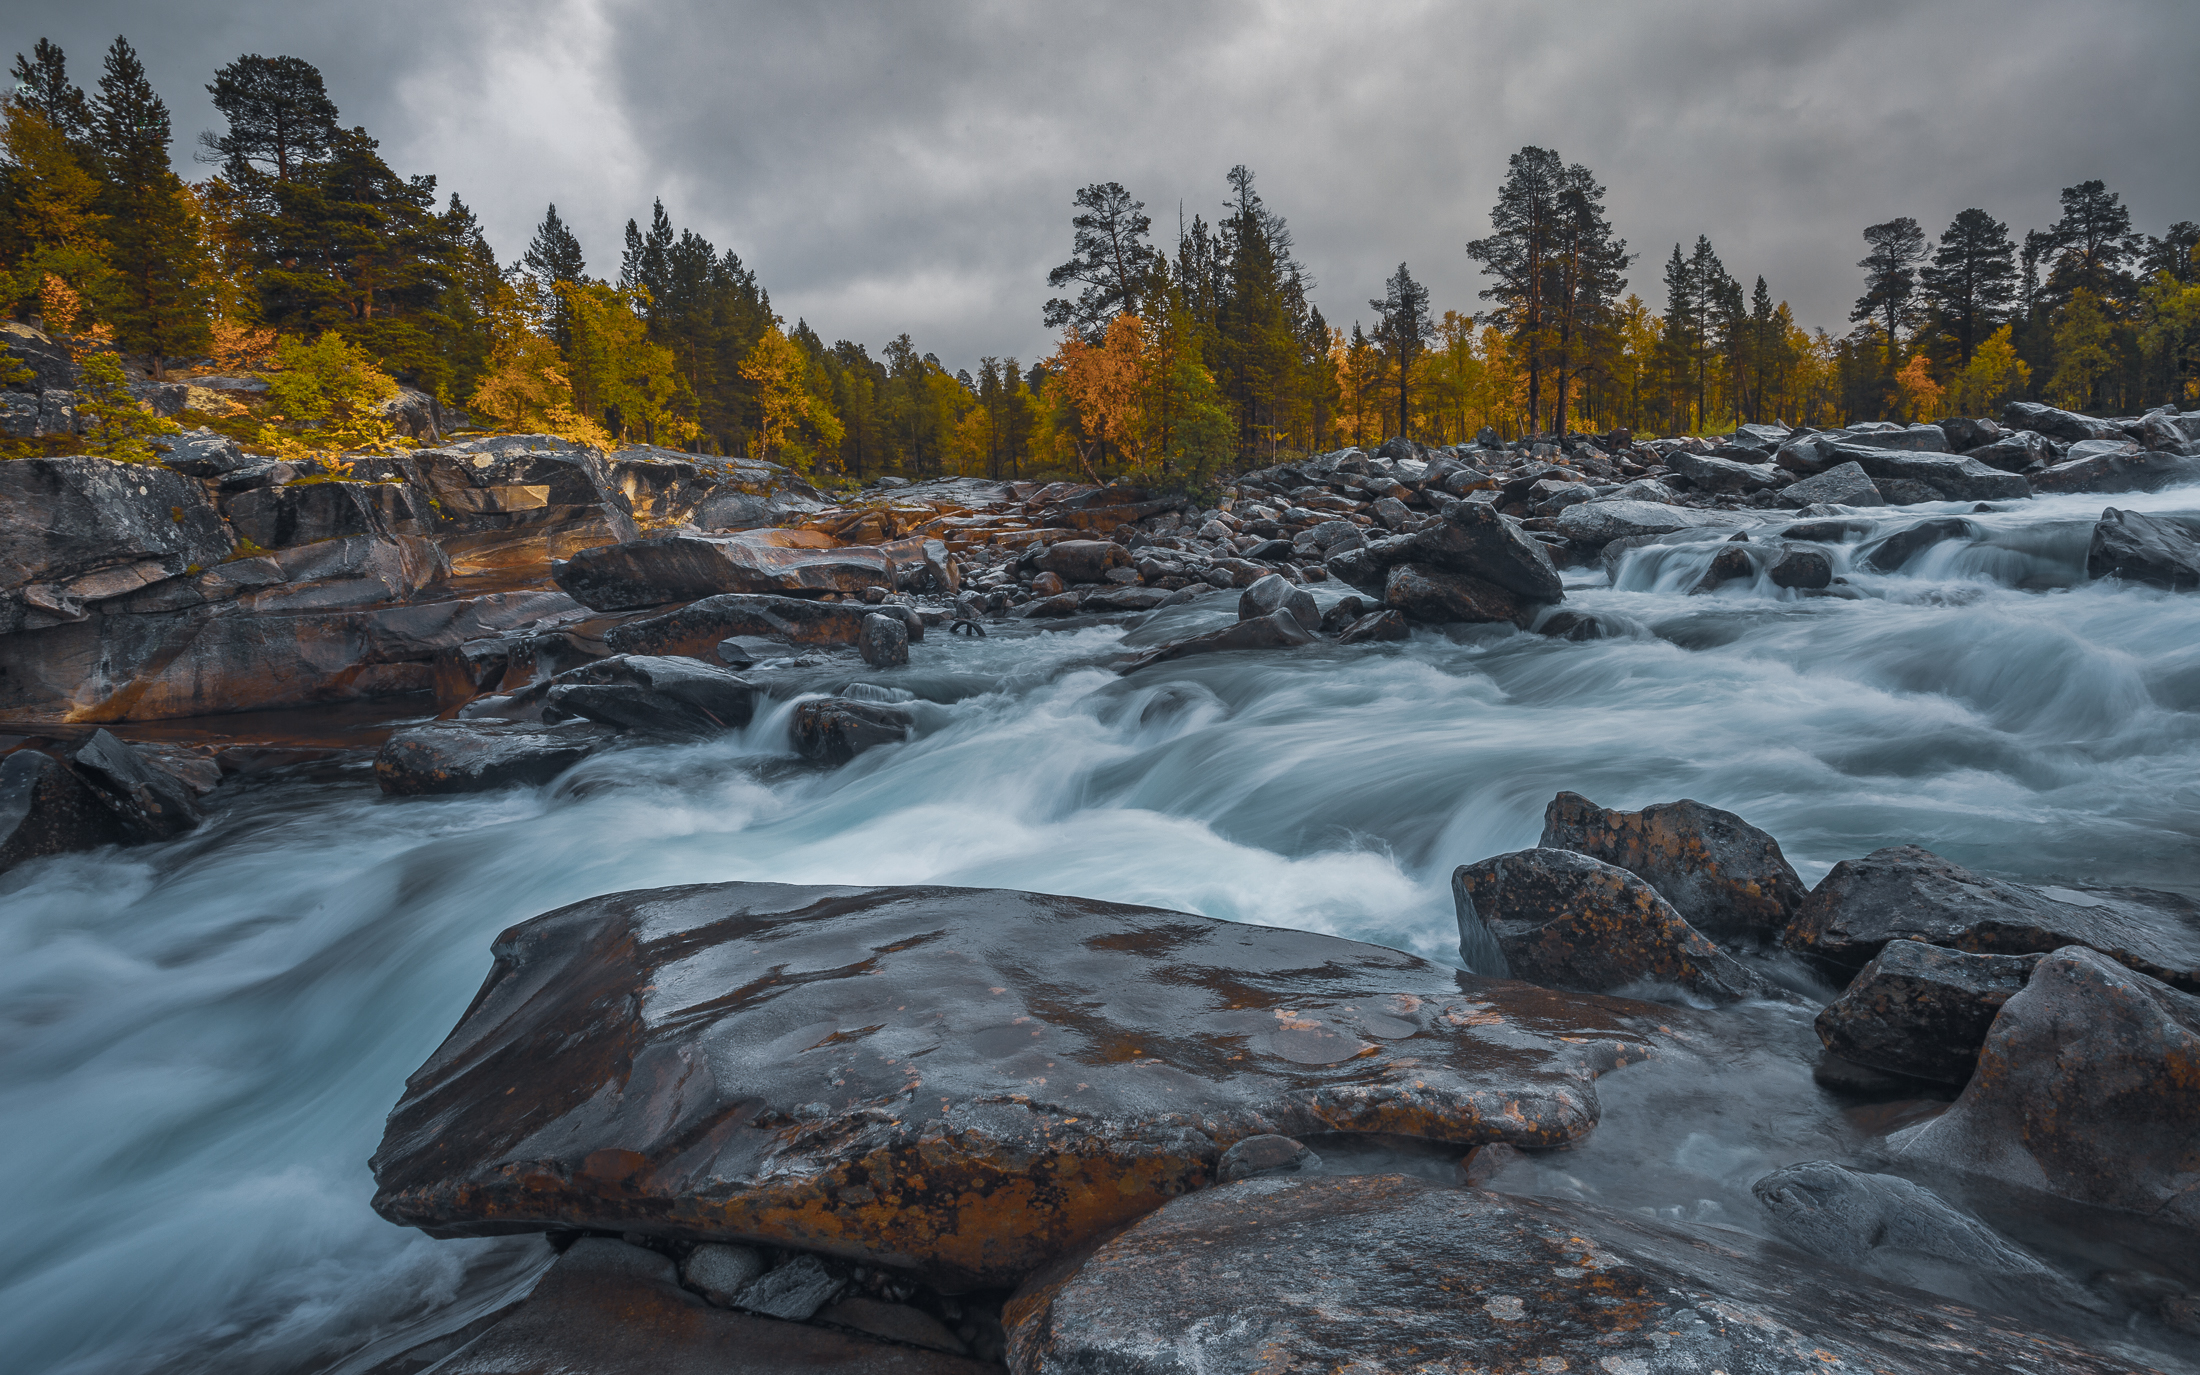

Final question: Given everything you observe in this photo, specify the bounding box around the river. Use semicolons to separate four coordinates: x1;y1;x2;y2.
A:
4;484;2197;1372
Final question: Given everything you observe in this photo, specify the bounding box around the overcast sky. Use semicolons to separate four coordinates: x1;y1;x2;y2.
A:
22;0;2200;372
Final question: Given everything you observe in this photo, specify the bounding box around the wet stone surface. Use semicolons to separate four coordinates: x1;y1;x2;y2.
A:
1539;789;1807;944
1004;1174;2158;1374
1814;939;2040;1084
369;883;1667;1288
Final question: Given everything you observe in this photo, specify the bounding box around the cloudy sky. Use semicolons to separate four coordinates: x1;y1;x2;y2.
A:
24;0;2200;370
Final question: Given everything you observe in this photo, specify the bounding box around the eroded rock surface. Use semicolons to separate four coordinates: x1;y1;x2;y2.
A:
1453;846;1766;1002
1782;844;2200;991
370;883;1665;1287
1004;1174;2151;1374
1539;790;1806;944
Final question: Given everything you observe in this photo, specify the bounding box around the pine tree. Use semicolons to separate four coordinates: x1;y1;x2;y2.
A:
1545;161;1629;436
9;39;92;145
202;54;340;209
2144;223;2199;286
2042;180;2139;308
1851;217;1927;409
1919;209;2017;366
1466;146;1563;434
1370;262;1431;440
89;37;210;375
521;202;586;347
1212;166;1302;461
1043;181;1160;340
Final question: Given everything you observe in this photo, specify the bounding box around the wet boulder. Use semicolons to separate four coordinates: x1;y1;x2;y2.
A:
1117;607;1315;672
605;593;876;658
1453;846;1766;1002
791;697;913;764
1004;1174;2145;1375
1835;448;2032;502
420;1237;995;1375
1034;539;1129;584
1412;499;1564;600
1667;450;1785;493
1769;545;1833;588
1813;940;2041;1085
553;535;896;611
68;729;204;841
1751;1160;2061;1291
1553;498;1758;552
543;654;757;734
2032;446;2200;495
369;882;1666;1288
1336;608;1407;643
1937;416;2004;452
375;720;618;796
0;749;126;873
1383;562;1538;627
1539;790;1807;944
2086;507;2200;589
1235;572;1317;631
1781;844;2200;991
1861;517;1973;572
1777;460;1884;508
1967;429;2057;472
858;612;910;668
2004;400;2123;444
1893;947;2200;1233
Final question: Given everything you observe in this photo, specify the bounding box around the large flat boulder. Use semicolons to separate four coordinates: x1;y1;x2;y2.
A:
604;594;877;657
1832;446;2032;502
369;883;1667;1288
554;535;897;610
1893;947;2200;1234
541;654;756;734
1003;1174;2151;1374
2033;449;2200;494
1781;845;2200;992
2004;400;2123;444
1452;847;1765;1002
1539;790;1806;944
1553;498;1758;552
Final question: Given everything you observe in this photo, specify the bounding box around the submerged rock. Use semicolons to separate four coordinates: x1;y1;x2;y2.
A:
1814;940;2040;1085
422;1237;994;1375
1539;790;1807;944
791;697;913;763
1118;607;1315;672
375;720;617;796
1003;1174;2148;1375
2087;507;2200;590
1893;946;2200;1233
369;883;1664;1288
1453;846;1766;1002
1781;844;2200;991
1751;1160;2061;1289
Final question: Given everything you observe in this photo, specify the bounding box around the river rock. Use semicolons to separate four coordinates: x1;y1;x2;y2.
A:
68;729;204;840
1213;1133;1320;1183
1769;545;1833;588
1034;540;1128;584
791;698;913;763
1893;947;2200;1233
1861;517;1973;572
1118;607;1315;672
2034;448;2200;495
1539;791;1807;944
1778;460;1884;508
605;594;876;658
543;655;756;734
1453;847;1765;1002
554;535;896;611
858;613;909;668
1938;416;2004;452
1781;844;2200;991
1668;450;1785;492
420;1237;996;1375
1383;562;1537;627
1336;609;1407;643
2004;400;2123;444
1751;1160;2059;1288
1814;940;2041;1084
375;720;618;796
1834;447;2032;502
1554;498;1758;551
369;882;1665;1288
0;748;125;873
681;1243;768;1306
1235;573;1317;631
1002;1173;2147;1375
2087;508;2200;590
1967;429;2057;472
1412;500;1565;599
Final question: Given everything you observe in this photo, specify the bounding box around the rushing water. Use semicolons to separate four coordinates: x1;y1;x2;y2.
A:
5;485;2199;1373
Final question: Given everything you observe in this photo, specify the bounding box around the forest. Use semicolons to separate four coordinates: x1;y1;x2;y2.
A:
3;34;2196;491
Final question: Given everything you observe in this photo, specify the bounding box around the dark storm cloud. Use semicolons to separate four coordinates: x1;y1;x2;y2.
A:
21;0;2200;370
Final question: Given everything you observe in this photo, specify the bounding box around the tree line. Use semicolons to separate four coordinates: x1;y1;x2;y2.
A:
4;34;2195;488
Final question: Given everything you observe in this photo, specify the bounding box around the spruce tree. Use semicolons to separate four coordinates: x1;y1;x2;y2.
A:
90;36;209;375
1370;263;1431;440
2042;180;2139;307
1466;146;1564;434
1546;162;1628;436
1043;181;1160;340
1920;208;2017;365
521;202;586;346
2144;222;2199;285
1851;217;1927;405
9;39;92;145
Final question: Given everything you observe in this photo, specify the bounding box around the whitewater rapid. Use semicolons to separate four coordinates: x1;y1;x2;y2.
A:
4;485;2198;1373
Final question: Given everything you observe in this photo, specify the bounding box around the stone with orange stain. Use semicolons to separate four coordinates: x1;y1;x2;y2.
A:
370;883;1670;1289
1454;847;1767;1003
1540;790;1808;944
1004;1174;2155;1374
1893;946;2200;1232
